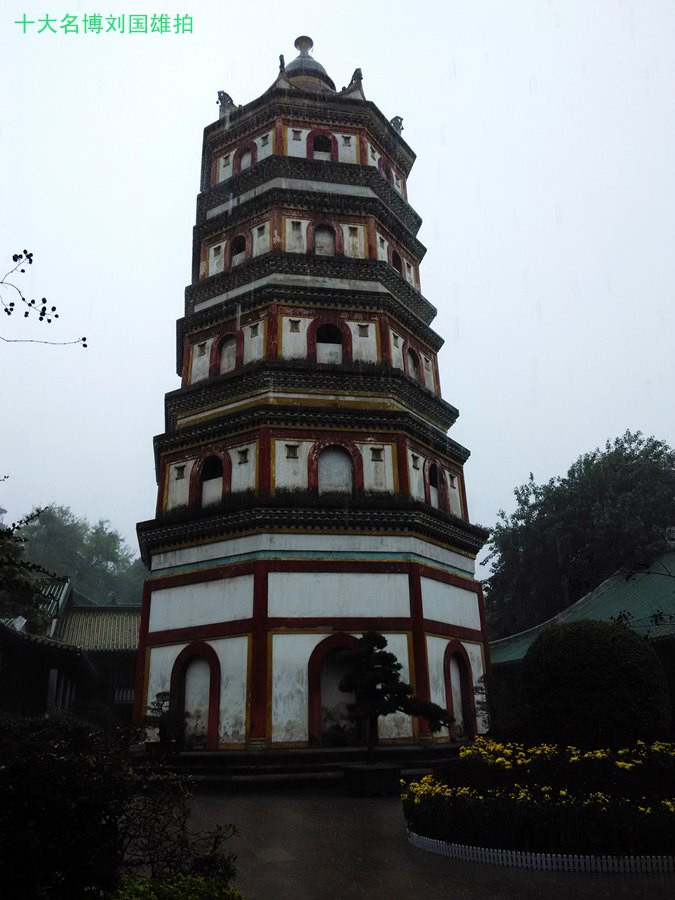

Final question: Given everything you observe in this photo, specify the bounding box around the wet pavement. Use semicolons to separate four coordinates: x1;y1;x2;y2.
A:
191;786;675;899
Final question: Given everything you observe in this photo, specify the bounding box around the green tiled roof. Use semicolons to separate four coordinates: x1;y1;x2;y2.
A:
56;607;140;652
490;551;675;666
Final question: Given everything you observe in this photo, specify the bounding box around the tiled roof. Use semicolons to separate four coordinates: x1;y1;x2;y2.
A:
490;551;675;665
56;607;141;652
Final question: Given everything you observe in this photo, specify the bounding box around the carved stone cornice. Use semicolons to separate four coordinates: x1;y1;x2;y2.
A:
197;154;422;236
137;499;488;566
185;255;436;325
164;362;458;432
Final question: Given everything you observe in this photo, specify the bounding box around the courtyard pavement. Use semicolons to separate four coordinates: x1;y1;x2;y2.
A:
191;786;675;899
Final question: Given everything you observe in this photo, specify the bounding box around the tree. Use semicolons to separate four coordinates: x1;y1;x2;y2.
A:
1;250;87;347
522;620;671;746
339;632;453;763
0;512;51;630
484;431;675;639
21;505;146;605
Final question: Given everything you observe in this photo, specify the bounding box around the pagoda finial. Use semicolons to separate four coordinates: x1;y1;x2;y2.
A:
294;35;314;56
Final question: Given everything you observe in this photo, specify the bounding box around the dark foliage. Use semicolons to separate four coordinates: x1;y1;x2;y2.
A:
522;620;672;746
485;431;675;638
0;714;237;899
0;511;52;630
22;505;147;606
339;632;453;762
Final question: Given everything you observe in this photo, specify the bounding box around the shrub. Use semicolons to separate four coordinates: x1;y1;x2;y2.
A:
109;875;244;899
522;620;671;746
402;737;675;855
0;714;237;898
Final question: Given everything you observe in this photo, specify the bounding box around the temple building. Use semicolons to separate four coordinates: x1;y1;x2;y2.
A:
134;37;489;750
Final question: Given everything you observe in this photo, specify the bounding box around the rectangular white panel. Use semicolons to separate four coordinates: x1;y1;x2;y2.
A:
148;575;254;632
421;577;481;630
268;572;410;618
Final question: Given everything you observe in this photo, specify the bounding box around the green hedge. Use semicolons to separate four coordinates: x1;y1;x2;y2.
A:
108;875;244;899
402;738;675;855
523;621;671;746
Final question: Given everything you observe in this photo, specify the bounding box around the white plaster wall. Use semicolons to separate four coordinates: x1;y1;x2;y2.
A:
463;640;488;733
146;644;184;712
252;221;270;256
357;442;394;493
340;224;365;258
377;633;413;739
210;635;249;744
271;632;324;742
408;450;425;500
217;153;231;183
184;657;210;745
151;534;476;579
426;634;450;738
286;128;309;158
207;242;226;277
228;441;257;492
347;320;377;363
243;321;264;363
148;575;254;632
337;134;358;164
273;439;311;491
421;578;481;630
268;572;410;618
316;341;342;364
201;476;222;506
190;338;214;382
285;217;309;253
390;332;404;369
376;232;389;261
280;316;310;359
166;460;194;510
445;470;462;517
422;355;436;392
255;132;273;162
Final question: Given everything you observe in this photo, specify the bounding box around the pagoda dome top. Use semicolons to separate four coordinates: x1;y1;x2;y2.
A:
283;36;336;92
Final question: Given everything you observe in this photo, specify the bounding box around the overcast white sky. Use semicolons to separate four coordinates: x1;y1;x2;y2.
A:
1;1;674;576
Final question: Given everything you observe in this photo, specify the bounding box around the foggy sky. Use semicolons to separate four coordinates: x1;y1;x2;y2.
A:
1;1;674;579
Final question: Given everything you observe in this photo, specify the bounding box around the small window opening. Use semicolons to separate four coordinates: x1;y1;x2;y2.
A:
316;324;342;345
250;323;259;338
378;236;385;249
291;220;302;232
175;465;185;480
342;135;352;146
222;154;230;167
257;225;266;237
201;456;223;481
371;447;383;462
213;245;222;256
349;226;358;237
313;135;332;153
289;319;301;333
392;334;400;348
407;347;421;381
261;134;269;146
238;449;249;464
370;147;377;159
285;444;299;459
412;454;420;470
292;129;302;141
358;324;369;338
197;342;207;357
424;356;431;370
391;250;403;276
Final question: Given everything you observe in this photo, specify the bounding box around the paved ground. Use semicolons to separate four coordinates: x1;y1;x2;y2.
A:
191;786;675;899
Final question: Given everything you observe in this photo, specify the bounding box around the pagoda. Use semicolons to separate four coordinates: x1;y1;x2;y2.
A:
134;37;489;751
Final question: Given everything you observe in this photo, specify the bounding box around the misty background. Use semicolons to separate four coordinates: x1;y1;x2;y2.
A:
1;0;674;580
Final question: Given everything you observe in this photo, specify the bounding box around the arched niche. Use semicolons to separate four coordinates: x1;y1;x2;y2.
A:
443;640;477;740
307;633;362;746
170;641;221;750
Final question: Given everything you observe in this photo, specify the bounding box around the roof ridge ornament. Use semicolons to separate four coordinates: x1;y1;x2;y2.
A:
294;35;314;57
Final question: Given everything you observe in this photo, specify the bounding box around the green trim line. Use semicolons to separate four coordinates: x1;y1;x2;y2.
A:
148;549;476;583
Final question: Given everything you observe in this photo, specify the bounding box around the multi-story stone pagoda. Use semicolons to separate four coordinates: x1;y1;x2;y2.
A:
135;37;489;751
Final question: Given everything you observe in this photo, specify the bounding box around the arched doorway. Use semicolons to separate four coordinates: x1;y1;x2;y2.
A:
443;641;476;740
170;642;221;750
307;634;363;746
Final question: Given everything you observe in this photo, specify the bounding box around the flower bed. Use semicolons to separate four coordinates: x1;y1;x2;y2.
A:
401;738;675;856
